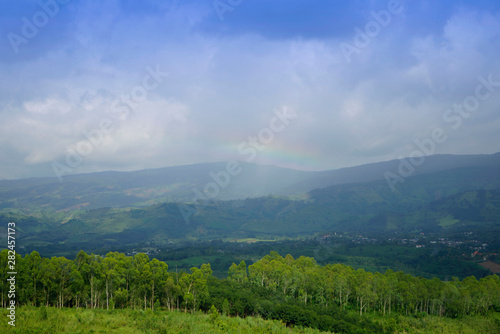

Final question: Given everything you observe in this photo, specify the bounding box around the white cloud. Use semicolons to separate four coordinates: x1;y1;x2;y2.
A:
24;98;72;115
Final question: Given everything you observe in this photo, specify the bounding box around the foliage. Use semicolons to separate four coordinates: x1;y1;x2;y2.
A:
1;249;499;333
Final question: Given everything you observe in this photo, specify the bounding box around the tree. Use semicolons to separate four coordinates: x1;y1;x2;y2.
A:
180;264;212;313
133;253;152;310
48;257;73;308
354;269;376;316
228;260;247;284
149;258;169;310
69;264;84;308
23;251;42;306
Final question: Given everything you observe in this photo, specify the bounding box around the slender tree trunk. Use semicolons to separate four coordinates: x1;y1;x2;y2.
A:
106;279;109;310
151;280;155;311
90;275;94;309
110;280;113;308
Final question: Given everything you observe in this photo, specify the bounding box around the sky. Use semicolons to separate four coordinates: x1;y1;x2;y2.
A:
1;0;500;180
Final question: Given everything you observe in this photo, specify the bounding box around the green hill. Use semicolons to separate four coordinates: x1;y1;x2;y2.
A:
2;164;499;256
1;153;499;212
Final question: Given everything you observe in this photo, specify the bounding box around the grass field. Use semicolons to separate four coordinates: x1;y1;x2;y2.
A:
0;307;327;333
438;215;460;227
1;307;499;333
479;260;500;274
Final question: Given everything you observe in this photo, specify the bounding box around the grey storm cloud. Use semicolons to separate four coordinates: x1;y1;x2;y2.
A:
0;0;500;179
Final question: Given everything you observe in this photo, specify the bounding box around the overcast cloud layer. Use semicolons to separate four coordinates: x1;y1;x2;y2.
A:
1;0;500;179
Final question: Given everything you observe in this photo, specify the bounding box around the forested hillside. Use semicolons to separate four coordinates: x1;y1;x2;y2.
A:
2;250;499;333
4;186;499;256
1;153;499;212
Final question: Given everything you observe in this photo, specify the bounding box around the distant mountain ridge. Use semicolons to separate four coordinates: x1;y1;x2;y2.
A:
1;153;499;255
1;152;500;211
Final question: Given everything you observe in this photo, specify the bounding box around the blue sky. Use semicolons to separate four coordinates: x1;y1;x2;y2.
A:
1;0;500;179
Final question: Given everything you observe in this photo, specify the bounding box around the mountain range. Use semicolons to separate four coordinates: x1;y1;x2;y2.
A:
1;152;499;255
1;152;499;211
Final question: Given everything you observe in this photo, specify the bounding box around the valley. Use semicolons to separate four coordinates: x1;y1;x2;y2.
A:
1;153;499;280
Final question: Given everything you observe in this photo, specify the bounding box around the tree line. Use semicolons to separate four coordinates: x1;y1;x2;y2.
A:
239;251;500;318
1;249;499;320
